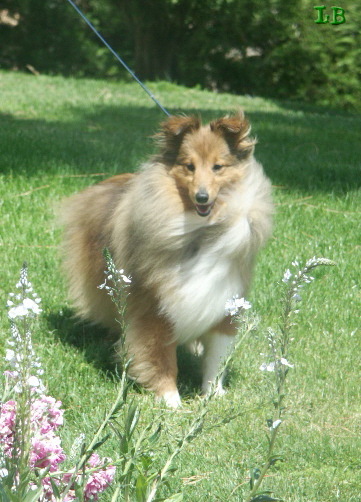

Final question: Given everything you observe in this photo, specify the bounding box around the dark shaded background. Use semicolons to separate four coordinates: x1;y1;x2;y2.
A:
1;0;360;111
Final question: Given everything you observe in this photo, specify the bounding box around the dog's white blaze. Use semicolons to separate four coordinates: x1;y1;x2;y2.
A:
159;214;250;344
170;259;242;342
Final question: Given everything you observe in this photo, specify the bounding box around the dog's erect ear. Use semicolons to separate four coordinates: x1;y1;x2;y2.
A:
155;115;201;164
210;110;256;159
162;115;201;137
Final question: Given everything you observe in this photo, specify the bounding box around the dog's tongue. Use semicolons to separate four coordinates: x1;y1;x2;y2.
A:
195;203;212;216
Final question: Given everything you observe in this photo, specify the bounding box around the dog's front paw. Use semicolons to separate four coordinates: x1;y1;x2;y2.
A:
202;380;226;398
157;390;182;408
214;383;226;397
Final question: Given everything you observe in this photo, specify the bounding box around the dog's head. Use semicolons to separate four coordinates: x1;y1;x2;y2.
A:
156;111;256;217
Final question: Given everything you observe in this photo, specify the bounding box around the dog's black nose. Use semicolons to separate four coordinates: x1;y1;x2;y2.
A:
195;191;209;204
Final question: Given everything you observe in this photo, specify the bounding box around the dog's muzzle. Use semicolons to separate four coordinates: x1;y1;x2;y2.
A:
195;202;214;217
194;190;214;216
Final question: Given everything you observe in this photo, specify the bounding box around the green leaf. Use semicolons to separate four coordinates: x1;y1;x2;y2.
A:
110;423;123;441
125;401;140;437
140;452;155;471
250;494;283;502
110;402;126;420
119;433;129;455
49;476;61;499
23;486;44;502
135;472;147;502
121;382;131;404
148;423;162;445
153;492;183;502
0;482;11;502
250;467;261;489
269;455;285;466
92;433;111;451
74;480;85;501
162;494;183;502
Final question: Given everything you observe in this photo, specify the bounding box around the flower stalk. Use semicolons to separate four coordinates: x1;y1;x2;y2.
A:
1;263;116;502
244;257;336;502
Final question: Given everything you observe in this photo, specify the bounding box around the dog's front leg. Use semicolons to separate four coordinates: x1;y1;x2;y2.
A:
201;317;238;396
123;313;181;407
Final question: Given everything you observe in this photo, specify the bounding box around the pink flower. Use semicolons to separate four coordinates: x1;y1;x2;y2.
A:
30;395;64;434
59;454;116;502
0;400;16;456
30;432;66;471
58;473;77;501
0;397;115;501
83;455;116;502
0;397;66;472
42;476;73;502
3;370;18;379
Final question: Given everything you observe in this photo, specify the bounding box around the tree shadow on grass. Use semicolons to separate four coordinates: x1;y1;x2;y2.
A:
46;307;204;399
1;103;360;192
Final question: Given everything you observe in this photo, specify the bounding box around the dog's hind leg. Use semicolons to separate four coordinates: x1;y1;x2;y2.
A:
201;317;238;396
122;313;181;407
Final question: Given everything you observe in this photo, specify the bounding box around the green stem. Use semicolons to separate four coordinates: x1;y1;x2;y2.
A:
110;482;122;502
61;377;127;500
244;425;279;502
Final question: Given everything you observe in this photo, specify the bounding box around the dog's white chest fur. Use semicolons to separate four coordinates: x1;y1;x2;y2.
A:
158;212;251;343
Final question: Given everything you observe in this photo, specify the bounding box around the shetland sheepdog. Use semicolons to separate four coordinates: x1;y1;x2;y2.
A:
61;111;273;407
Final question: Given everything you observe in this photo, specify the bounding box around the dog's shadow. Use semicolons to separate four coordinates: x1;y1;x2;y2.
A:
46;307;117;373
46;308;203;398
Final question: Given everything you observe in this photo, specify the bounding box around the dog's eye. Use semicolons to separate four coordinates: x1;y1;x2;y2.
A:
186;163;195;172
213;164;223;172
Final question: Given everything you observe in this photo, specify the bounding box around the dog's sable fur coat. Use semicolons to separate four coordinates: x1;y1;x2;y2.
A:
61;111;273;407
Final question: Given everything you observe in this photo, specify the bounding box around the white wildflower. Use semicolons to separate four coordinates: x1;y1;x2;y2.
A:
260;358;293;372
98;279;109;290
271;419;282;430
260;362;275;372
5;345;23;370
0;468;8;478
23;298;42;315
4;263;45;396
8;298;42;319
280;357;294;368
5;349;16;362
8;304;29;319
282;269;292;283
225;296;251;316
98;267;131;291
120;273;131;284
27;375;41;388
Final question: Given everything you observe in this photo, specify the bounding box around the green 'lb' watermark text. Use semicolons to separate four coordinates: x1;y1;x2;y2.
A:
314;6;346;24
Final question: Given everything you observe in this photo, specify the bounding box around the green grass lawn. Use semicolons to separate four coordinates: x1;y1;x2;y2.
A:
0;70;360;501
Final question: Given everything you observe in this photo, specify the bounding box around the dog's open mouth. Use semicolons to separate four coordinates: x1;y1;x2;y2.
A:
195;202;214;217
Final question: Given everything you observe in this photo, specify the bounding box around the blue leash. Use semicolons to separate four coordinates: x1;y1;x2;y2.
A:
66;0;170;117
